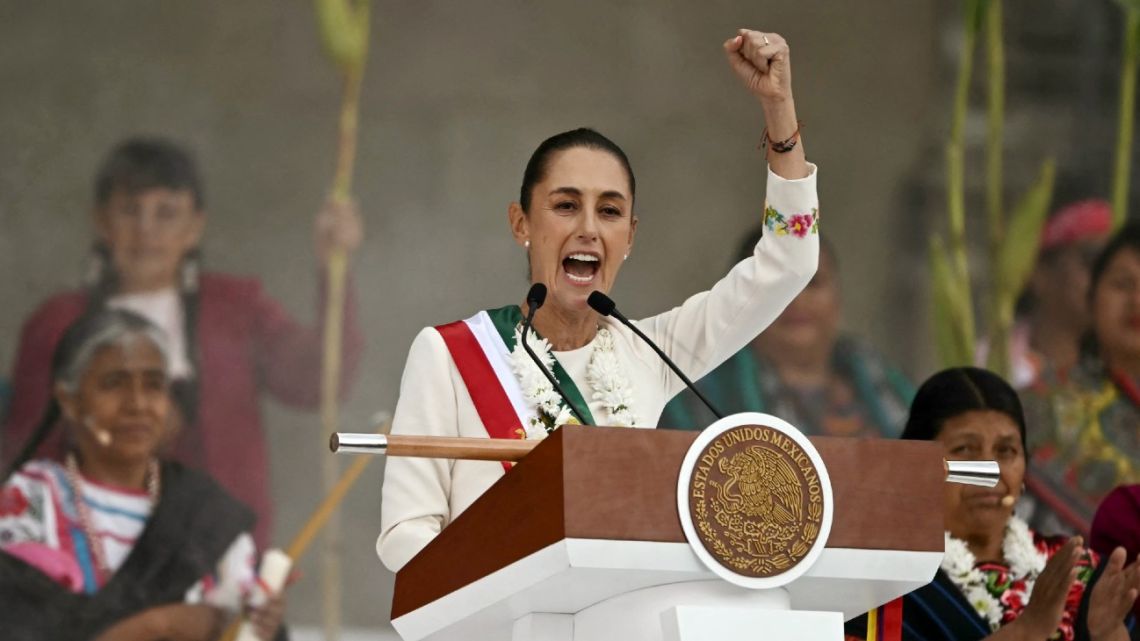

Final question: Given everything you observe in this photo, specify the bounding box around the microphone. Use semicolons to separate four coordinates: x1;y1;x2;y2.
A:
587;291;724;420
520;284;589;425
85;417;112;447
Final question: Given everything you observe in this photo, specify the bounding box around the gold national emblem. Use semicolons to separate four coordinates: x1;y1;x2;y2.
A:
688;424;825;578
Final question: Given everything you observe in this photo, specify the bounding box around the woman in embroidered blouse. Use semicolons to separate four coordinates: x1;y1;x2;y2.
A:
0;310;284;640
845;368;1138;641
1022;223;1140;536
378;28;819;572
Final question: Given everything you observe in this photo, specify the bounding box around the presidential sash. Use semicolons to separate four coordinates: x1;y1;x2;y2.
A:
435;305;595;471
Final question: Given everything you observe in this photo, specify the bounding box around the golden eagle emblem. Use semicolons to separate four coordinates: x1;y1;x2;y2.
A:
688;425;825;578
714;445;802;525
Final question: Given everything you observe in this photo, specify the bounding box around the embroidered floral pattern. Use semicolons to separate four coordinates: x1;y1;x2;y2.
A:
0;486;29;518
942;517;1097;641
764;206;819;238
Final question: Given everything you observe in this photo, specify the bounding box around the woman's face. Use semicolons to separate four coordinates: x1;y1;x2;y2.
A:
1093;247;1140;365
509;147;637;313
756;249;840;356
56;337;172;467
1031;238;1105;331
96;187;204;293
937;410;1025;543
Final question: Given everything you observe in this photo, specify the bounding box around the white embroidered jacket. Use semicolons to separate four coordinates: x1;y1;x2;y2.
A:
378;164;820;572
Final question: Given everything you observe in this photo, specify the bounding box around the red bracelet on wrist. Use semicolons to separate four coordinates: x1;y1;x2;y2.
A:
759;121;804;153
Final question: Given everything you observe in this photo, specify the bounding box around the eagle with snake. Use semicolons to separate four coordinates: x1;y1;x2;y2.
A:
713;445;802;526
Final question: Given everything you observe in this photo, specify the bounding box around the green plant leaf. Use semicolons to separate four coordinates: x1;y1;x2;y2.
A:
315;0;371;70
931;235;974;367
965;0;989;35
996;158;1055;299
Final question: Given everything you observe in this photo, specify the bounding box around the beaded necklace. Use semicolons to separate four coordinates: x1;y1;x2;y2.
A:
64;453;160;582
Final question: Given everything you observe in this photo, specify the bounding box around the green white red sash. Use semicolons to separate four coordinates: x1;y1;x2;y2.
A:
434;305;595;470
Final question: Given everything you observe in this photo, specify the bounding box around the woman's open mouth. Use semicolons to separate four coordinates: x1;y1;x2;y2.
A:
562;252;600;286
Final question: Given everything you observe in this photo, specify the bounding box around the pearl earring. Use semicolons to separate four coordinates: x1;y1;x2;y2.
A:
623;253;629;261
525;240;530;249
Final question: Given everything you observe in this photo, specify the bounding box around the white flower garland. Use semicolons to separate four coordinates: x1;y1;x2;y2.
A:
509;324;637;439
585;328;637;428
941;516;1047;631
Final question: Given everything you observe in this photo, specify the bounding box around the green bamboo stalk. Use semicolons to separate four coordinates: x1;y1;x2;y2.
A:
984;0;1010;379
1113;8;1140;228
942;0;983;365
984;0;1004;244
313;2;371;640
317;66;363;641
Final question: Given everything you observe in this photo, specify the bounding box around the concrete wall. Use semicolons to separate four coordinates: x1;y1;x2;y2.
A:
0;0;940;629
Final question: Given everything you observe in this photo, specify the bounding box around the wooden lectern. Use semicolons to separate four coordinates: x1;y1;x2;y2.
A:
388;426;945;641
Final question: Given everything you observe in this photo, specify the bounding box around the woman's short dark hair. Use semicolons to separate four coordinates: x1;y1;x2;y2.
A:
95;137;204;209
519;128;635;213
901;367;1027;453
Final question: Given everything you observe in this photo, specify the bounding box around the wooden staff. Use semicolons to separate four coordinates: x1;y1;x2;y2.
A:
313;1;371;639
218;420;390;641
331;432;538;461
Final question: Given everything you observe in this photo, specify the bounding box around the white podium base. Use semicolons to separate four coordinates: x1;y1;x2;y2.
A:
663;605;843;641
576;580;787;641
393;539;940;641
510;581;839;641
512;613;573;641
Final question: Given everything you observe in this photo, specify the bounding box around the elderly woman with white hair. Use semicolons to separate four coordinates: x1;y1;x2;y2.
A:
0;309;285;641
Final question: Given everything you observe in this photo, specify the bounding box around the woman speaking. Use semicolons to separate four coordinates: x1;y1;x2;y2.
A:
378;28;820;571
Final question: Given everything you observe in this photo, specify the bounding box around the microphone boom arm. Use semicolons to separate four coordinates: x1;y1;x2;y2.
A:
608;308;725;420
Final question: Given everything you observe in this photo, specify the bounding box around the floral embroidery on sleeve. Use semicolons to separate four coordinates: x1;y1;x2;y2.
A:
764;206;819;238
0;486;29;518
0;473;51;547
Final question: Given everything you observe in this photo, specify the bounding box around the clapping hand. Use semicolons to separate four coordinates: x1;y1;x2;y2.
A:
1013;537;1082;640
1087;547;1140;641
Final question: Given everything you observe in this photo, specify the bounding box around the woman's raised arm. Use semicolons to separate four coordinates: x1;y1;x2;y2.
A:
723;28;808;180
